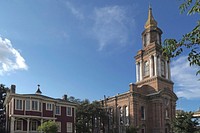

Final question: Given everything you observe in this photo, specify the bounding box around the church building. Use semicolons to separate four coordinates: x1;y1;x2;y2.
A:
101;7;177;133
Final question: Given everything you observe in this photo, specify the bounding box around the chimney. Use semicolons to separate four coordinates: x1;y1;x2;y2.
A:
62;94;68;101
10;84;16;93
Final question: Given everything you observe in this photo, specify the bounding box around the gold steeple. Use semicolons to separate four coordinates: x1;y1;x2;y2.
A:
145;6;157;29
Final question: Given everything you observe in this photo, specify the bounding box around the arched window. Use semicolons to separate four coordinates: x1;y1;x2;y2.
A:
165;109;169;119
165;124;170;133
141;125;146;133
124;106;129;125
146;33;150;44
119;107;123;125
157;33;160;44
161;60;165;76
141;106;145;120
108;108;113;126
144;61;149;76
143;34;146;47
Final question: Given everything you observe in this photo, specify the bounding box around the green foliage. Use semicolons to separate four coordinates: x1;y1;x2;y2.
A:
162;0;200;75
0;84;8;133
37;121;58;133
179;0;200;14
67;96;81;104
172;111;200;133
76;99;108;133
126;126;140;133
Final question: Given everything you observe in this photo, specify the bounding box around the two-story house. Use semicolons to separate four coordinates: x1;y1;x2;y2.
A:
4;85;77;133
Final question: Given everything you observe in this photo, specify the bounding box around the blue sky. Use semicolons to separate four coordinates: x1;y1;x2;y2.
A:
0;0;199;112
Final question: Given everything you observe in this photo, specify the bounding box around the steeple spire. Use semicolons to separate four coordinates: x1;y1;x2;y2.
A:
145;6;157;29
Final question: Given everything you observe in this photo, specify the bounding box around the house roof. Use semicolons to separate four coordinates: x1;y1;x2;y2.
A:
4;92;77;107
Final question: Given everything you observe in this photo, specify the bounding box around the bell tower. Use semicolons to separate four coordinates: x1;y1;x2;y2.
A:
135;6;173;91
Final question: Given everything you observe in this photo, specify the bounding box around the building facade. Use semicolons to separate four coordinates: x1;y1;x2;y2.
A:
101;7;177;133
4;85;76;133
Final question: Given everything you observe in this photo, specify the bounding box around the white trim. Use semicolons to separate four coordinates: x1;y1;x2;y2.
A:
149;56;153;77
154;54;157;76
8;93;77;106
11;98;14;115
10;114;57;120
136;62;139;82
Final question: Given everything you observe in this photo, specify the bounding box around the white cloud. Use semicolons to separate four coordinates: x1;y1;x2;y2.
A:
0;37;28;75
63;2;135;51
92;6;135;51
65;2;84;20
171;56;200;99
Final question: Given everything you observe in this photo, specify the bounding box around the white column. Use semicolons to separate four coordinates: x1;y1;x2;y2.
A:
140;60;143;80
165;60;168;79
10;117;15;133
149;56;153;77
136;62;139;82
27;118;30;133
158;56;161;77
154;54;157;76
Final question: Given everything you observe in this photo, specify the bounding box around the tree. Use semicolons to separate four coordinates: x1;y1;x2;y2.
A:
76;99;108;133
0;84;8;133
126;126;140;133
162;0;200;75
172;111;200;133
67;96;81;104
37;121;58;133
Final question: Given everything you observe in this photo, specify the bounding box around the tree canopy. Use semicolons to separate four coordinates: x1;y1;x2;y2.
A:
76;99;108;133
0;84;8;133
172;111;200;133
126;126;140;133
37;121;58;133
162;0;200;75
